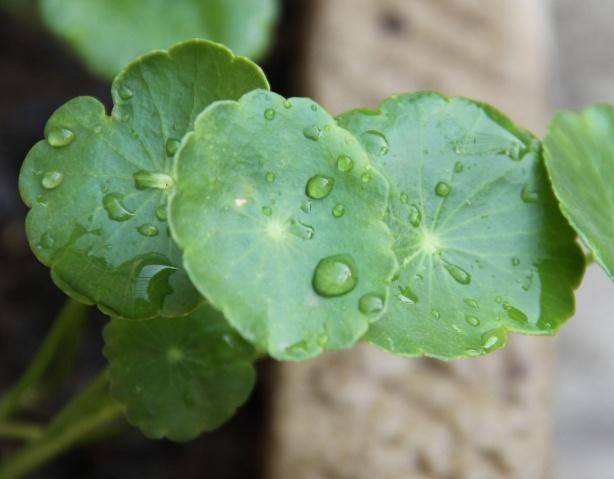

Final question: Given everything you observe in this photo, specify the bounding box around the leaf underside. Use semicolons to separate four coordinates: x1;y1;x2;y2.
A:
104;302;256;441
544;105;614;279
19;40;269;320
338;93;585;360
170;90;397;360
39;0;279;78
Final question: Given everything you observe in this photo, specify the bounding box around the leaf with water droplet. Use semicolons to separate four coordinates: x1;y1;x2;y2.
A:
544;104;614;279
338;92;584;359
39;0;279;79
169;90;397;360
104;302;256;441
19;40;269;319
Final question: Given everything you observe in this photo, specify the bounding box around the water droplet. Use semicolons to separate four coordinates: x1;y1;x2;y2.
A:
495;296;503;304
464;349;483;357
47;128;75;147
359;293;385;316
431;309;440;319
165;140;182;159
503;303;528;325
306;175;334;199
264;108;276;120
481;328;506;351
317;334;329;347
400;193;409;204
155;204;168;221
521;184;539;203
463;298;479;309
303;125;322;141
103;193;135;222
283;100;292;109
332;204;345;217
512;257;520;266
360;130;389;156
313;254;357;297
454;161;464;173
435;181;451;197
465;314;480;327
361;172;372;183
138;224;159;237
398;286;418;304
131;130;139;140
118;84;133;100
336;155;354;172
506;143;522;161
285;340;309;356
287;217;314;240
133;170;174;190
310;104;318;112
41;171;63;190
408;204;422;227
442;259;471;285
300;200;312;213
262;206;273;217
266;171;276;183
39;232;55;249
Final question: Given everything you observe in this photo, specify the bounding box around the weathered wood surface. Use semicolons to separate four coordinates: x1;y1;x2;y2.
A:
267;1;554;478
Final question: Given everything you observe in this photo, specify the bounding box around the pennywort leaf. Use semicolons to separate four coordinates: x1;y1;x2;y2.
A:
39;0;279;78
544;105;614;278
19;40;269;320
338;93;585;359
169;90;397;360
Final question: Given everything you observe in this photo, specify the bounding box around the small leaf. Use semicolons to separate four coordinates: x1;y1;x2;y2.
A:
103;302;256;442
169;90;397;360
19;40;269;319
39;0;279;78
544;105;614;278
338;93;585;359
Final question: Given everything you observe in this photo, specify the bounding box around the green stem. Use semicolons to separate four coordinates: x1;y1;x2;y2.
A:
0;422;43;442
0;299;89;420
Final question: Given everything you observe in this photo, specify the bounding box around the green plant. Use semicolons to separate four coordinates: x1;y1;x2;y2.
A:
2;38;611;477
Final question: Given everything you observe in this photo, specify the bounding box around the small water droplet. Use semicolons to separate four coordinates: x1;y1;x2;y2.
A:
264;108;276;120
155;204;167;221
464;348;483;357
303;125;322;141
306;175;334;199
454;161;464;173
118;84;133;100
361;172;372;183
317;334;329;347
332;204;345;217
336;155;354;172
360;130;389;156
521;184;539;203
512;257;520;266
435;181;451;197
503;303;529;325
47;128;75;147
103;193;135;222
39;232;55;249
506;143;522;161
465;314;480;327
138;224;159;237
313;254;357;297
463;298;479;309
41;171;63;190
495;296;503;304
285;340;309;356
359;293;385;316
165;138;180;156
442;259;471;285
431;309;440;319
287;217;314;240
310;104;318;112
133;171;174;190
262;206;273;216
481;328;506;351
266;171;276;183
283;100;292;109
408;204;422;227
300;200;312;213
400;192;409;204
398;286;418;304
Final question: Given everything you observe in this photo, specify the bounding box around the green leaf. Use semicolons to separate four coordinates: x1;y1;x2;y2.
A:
338;93;585;359
169;90;397;360
544;105;614;278
39;0;279;78
19;40;269;319
103;302;256;441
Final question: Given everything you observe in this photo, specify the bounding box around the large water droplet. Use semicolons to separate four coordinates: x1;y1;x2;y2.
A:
336;155;354;172
361;130;389;156
503;303;528;325
521;184;539;203
103;193;135;222
332;204;345;217
435;181;451;197
408;204;422;227
359;293;385;316
133;171;174;190
481;328;506;351
303;125;322;141
155;204;168;221
442;259;471;285
165;138;181;156
118;85;133;100
287;217;314;240
264;108;276;121
47;128;75;147
41;171;63;190
306;175;334;199
312;254;357;297
138;224;159;237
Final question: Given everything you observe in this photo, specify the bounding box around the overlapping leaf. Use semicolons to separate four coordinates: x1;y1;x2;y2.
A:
39;0;279;78
338;93;585;359
104;302;256;441
544;105;614;278
169;90;397;360
19;40;269;319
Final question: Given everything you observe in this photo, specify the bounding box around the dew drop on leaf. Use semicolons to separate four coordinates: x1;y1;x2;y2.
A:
41;171;63;190
442;259;471;285
264;108;276;121
398;285;418;304
303;125;322;141
463;298;479;309
287;217;314;240
283;100;292;109
332;204;345;218
47;128;75;148
300;200;312;213
358;293;385;316
400;192;409;204
39;232;55;249
481;328;505;351
503;303;529;325
430;309;440;319
133;171;174;190
103;193;135;222
312;254;357;297
465;314;480;327
118;85;133;100
408;204;422;227
138;224;159;237
454;161;464;173
155;204;168;221
165;138;181;157
435;181;451;197
265;171;276;183
306;175;334;199
336;154;354;172
512;257;520;266
361;172;372;183
521;184;539;203
360;130;389;156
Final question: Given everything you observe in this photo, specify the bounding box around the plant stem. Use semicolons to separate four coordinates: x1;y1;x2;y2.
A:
0;421;43;441
0;299;89;420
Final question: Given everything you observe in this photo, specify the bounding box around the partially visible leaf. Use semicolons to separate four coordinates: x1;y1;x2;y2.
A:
103;302;256;441
169;90;397;360
39;0;279;78
338;93;584;359
544;105;614;278
19;40;269;319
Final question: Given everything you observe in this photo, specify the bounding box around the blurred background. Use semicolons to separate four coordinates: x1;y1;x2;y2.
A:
0;0;612;478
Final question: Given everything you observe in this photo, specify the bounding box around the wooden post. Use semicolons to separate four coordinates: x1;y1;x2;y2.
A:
267;1;554;478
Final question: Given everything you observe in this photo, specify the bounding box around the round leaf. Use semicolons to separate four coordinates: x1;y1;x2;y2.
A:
19;40;269;319
40;0;279;78
544;105;614;278
103;302;256;441
169;90;397;360
338;93;585;359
